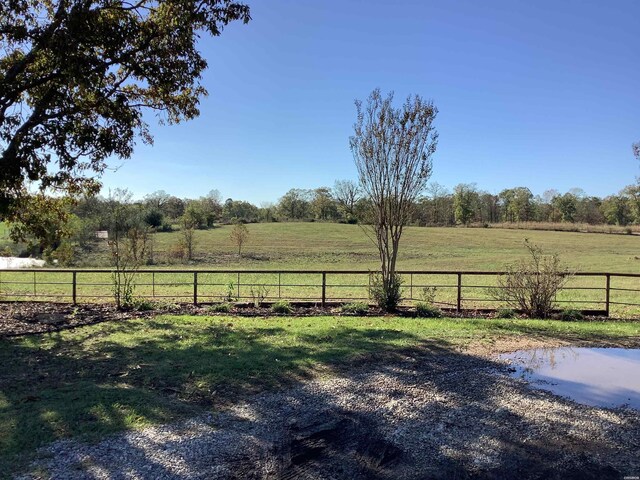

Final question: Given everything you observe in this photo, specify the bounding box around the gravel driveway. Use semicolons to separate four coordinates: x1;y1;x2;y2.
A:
19;341;640;479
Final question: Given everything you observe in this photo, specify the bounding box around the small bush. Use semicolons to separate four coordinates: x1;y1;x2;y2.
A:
249;285;269;307
415;302;442;318
341;301;369;315
132;298;157;311
52;241;76;266
369;272;403;311
488;239;572;319
225;282;237;302
419;286;437;304
168;242;185;260
559;308;584;321
495;307;516;319
271;300;292;314
209;303;232;313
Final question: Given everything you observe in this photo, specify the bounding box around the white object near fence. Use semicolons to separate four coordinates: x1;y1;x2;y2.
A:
0;257;46;268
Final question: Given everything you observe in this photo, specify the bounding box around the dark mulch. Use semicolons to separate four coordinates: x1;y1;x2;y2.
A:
0;301;613;338
0;303;153;337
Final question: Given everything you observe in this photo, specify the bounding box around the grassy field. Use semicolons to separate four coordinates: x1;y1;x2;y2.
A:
0;223;638;314
2;222;639;271
2;314;639;475
138;222;640;271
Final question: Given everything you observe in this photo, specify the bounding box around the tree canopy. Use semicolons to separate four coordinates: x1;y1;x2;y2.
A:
0;0;250;213
350;88;438;310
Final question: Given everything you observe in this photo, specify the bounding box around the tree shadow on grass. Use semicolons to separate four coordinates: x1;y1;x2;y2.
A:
1;317;638;479
0;318;423;476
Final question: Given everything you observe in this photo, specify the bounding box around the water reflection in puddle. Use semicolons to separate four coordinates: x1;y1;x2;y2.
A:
499;348;640;410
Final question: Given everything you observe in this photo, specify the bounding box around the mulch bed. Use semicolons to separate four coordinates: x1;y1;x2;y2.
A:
0;301;614;338
0;303;150;337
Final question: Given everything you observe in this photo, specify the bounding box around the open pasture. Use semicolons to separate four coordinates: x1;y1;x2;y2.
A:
148;223;640;272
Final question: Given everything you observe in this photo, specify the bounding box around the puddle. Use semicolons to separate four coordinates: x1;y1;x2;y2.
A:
500;348;640;410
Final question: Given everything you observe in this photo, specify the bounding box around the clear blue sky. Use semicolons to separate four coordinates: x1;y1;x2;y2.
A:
101;0;640;203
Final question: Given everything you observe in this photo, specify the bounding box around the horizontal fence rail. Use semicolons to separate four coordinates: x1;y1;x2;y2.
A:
0;269;638;317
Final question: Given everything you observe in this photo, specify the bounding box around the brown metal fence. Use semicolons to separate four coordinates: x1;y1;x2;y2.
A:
0;269;638;316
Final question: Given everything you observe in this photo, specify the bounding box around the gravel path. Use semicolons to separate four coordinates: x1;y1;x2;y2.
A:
19;343;640;479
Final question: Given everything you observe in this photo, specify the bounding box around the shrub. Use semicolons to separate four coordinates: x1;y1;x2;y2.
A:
144;208;164;229
419;286;437;304
168;242;185;261
249;285;269;307
415;302;442;318
271;300;292;314
132;298;157;311
49;241;76;266
488;240;571;319
559;308;584;321
210;303;232;313
225;282;237;303
495;307;516;319
369;272;403;311
341;301;369;315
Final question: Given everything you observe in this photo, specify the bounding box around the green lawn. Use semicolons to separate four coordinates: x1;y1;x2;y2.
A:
2;314;640;476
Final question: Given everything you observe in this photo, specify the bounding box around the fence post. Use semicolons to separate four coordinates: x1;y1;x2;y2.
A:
152;272;155;298
605;273;610;317
72;271;77;305
237;272;240;300
278;273;281;298
321;272;327;307
33;271;36;296
410;273;413;301
457;273;462;312
193;272;198;305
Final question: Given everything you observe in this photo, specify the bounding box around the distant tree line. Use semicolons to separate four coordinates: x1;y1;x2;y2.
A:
2;180;639;266
113;181;638;228
105;181;637;229
430;183;640;227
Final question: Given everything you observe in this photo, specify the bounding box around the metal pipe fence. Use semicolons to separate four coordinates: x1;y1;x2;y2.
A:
0;269;638;316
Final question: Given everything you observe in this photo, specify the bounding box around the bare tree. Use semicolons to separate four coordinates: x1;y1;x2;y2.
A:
333;180;361;219
106;190;150;309
180;216;197;261
350;88;438;310
230;222;249;256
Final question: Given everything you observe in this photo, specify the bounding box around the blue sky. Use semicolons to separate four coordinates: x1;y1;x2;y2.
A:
101;0;640;203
